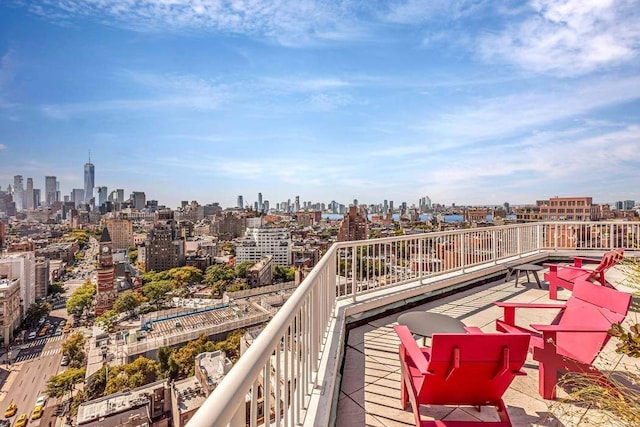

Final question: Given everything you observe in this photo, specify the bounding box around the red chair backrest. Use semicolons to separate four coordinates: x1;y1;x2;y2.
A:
593;248;624;275
558;279;632;364
419;333;530;405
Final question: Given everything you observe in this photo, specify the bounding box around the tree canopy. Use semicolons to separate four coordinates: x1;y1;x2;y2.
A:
63;332;87;368
104;357;161;395
95;310;118;333
66;280;96;317
24;302;50;327
113;290;146;317
45;367;85;398
142;280;173;310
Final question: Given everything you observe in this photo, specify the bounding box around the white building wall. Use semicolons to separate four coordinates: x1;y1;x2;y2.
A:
236;228;291;266
0;252;36;315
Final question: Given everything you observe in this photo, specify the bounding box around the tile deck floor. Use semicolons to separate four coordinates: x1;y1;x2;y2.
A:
335;265;639;427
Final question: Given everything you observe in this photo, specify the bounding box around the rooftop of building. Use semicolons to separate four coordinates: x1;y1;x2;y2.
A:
172;377;207;414
77;379;166;425
196;351;232;386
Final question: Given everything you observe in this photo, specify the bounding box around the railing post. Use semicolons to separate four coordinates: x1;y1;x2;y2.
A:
418;238;423;279
492;230;497;263
610;224;615;249
516;227;521;257
351;246;357;302
460;234;465;272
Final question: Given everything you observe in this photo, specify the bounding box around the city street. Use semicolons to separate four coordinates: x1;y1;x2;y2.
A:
0;240;96;427
0;310;67;427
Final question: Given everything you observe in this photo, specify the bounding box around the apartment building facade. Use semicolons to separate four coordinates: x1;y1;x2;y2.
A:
236;228;291;266
539;196;599;221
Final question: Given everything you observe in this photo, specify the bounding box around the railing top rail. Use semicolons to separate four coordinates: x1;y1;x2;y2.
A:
186;243;338;426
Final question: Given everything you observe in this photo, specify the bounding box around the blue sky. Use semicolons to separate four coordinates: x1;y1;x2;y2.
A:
0;0;639;209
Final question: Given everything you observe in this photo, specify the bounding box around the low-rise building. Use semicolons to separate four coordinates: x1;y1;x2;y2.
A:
247;256;273;288
77;380;171;427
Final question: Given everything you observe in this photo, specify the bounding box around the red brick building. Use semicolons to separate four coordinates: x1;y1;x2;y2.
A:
539;197;599;221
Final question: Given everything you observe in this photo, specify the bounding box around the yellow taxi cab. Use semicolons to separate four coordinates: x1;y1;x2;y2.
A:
63;324;71;333
15;413;27;427
31;405;43;420
3;402;17;418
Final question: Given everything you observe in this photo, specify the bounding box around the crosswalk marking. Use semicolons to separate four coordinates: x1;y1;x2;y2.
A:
26;335;65;348
13;348;61;363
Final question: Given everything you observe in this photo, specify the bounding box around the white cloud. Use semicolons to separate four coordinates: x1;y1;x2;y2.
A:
25;0;365;46
479;0;640;76
41;72;226;119
0;144;6;151
423;75;640;144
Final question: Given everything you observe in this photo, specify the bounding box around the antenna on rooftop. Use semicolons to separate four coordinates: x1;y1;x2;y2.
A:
89;149;91;163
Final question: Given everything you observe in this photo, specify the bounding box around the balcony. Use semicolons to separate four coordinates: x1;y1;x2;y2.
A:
187;222;640;427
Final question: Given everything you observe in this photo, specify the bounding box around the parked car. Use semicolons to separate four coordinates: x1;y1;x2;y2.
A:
0;418;10;427
27;331;36;340
60;355;69;366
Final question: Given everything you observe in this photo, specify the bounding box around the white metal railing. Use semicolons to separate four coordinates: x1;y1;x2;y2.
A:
186;221;640;427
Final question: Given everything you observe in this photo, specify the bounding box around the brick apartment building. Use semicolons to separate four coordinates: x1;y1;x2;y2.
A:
539;196;599;221
337;206;368;242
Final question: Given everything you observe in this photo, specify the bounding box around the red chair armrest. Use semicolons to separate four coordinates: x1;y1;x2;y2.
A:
531;324;611;333
393;325;430;374
573;256;601;264
495;302;567;310
464;326;484;334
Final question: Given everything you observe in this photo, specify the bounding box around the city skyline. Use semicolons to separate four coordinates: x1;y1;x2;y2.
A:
1;1;639;208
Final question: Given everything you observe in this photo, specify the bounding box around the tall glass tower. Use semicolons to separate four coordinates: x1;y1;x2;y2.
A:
84;152;95;207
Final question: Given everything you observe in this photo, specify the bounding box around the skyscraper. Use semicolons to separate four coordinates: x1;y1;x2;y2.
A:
12;175;24;211
25;178;34;210
258;192;263;212
45;176;57;207
237;195;244;209
97;186;108;207
84;153;95;207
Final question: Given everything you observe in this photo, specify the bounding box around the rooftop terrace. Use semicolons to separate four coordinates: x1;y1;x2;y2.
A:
336;264;636;426
185;221;640;427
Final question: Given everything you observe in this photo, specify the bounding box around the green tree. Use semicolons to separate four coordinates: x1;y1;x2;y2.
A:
113;290;146;318
24;302;51;328
234;261;254;279
84;366;107;400
273;265;295;283
167;335;214;379
128;247;138;264
142;280;173;310
227;282;249;293
66;280;96;317
45;367;85;399
49;281;66;295
169;266;203;288
96;310;118;333
63;332;87;368
104;357;161;395
204;264;236;285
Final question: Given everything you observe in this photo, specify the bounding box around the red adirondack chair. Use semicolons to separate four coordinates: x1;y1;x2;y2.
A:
544;248;624;299
393;325;530;426
495;279;632;399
